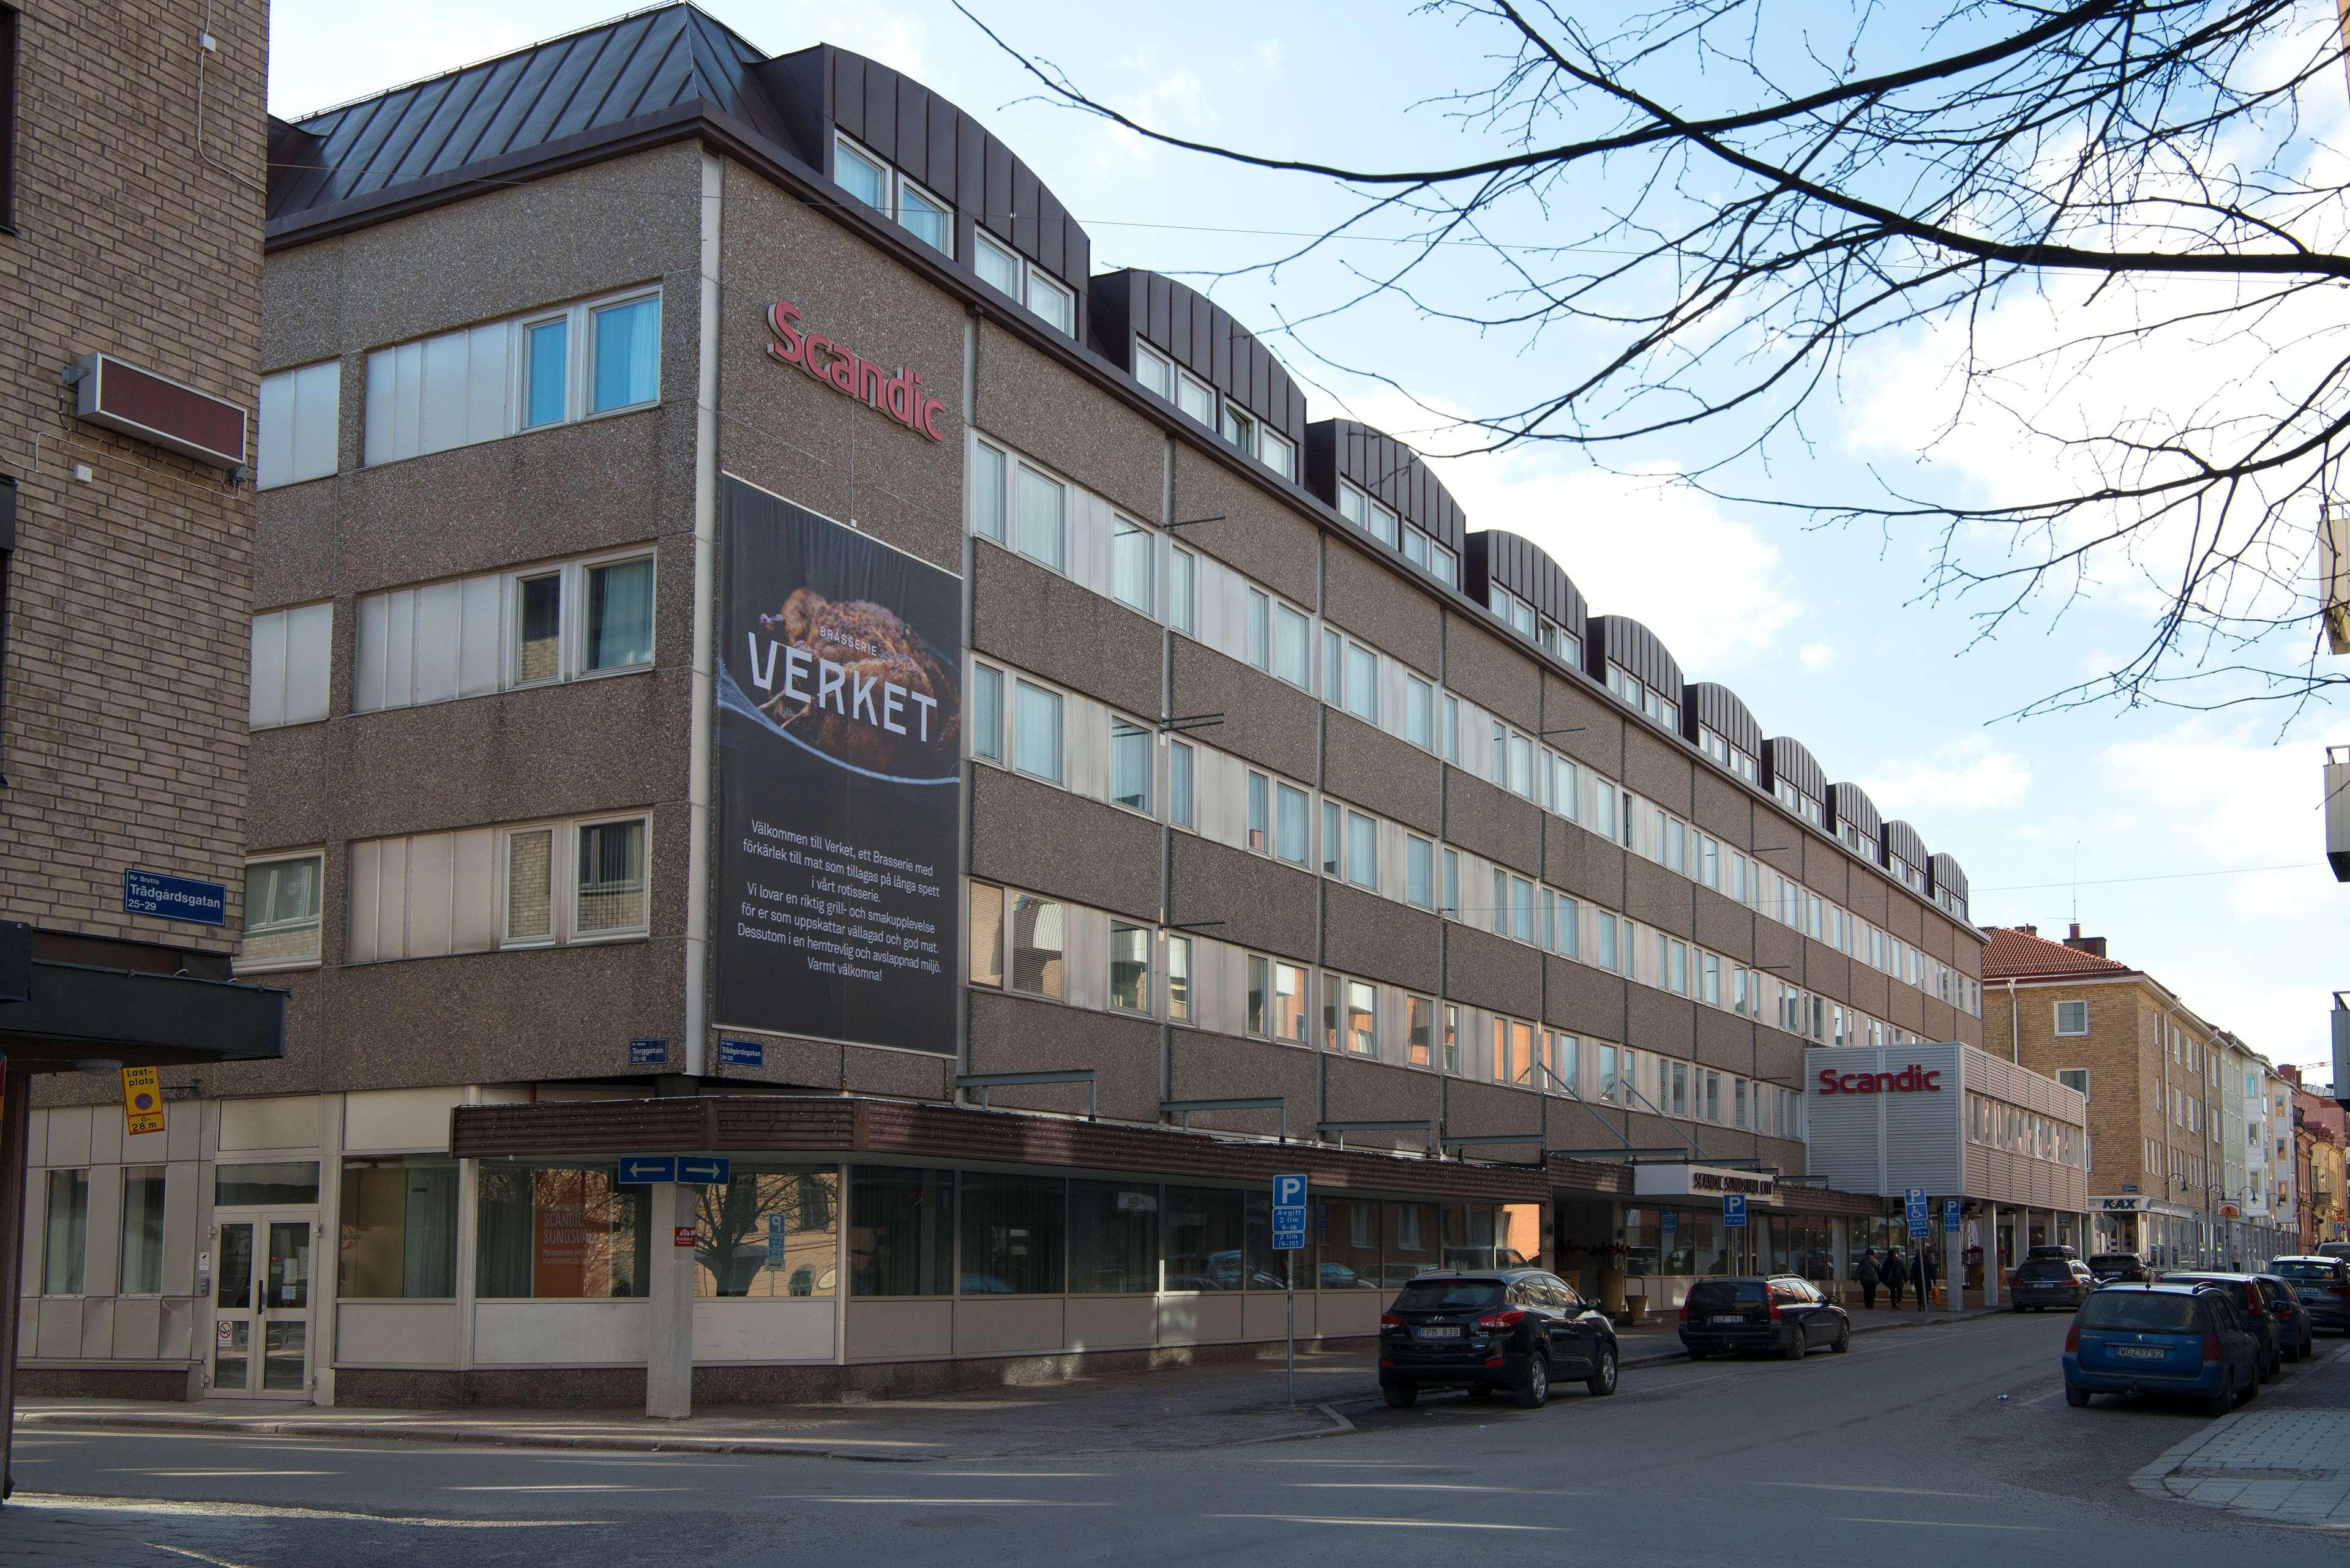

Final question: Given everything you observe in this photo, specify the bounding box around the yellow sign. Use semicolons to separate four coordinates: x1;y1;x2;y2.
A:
121;1066;165;1137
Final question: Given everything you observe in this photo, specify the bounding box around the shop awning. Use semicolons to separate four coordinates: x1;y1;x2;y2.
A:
0;959;286;1072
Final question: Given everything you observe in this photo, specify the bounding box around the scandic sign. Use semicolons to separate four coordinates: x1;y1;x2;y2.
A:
766;302;948;442
1816;1064;1945;1094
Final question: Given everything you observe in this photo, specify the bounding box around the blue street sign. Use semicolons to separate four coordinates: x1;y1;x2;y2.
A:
1723;1195;1748;1229
677;1155;730;1185
1942;1198;1961;1234
766;1212;788;1265
123;869;226;927
718;1038;764;1068
1271;1173;1308;1250
618;1155;676;1184
628;1038;669;1066
1661;1209;1678;1234
1905;1186;1930;1239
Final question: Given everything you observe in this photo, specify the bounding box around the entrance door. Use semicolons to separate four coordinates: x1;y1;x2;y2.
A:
212;1215;315;1398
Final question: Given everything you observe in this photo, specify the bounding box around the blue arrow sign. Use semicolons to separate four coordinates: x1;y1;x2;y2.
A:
617;1155;676;1184
677;1155;730;1185
1723;1194;1747;1229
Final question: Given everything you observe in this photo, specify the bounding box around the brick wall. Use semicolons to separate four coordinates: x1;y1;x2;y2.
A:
0;1;267;953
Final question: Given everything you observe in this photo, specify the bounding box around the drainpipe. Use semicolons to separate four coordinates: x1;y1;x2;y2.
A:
2005;978;2020;1064
2158;1005;2176;1261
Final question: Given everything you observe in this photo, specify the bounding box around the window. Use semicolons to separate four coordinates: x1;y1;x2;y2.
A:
1071;1179;1157;1294
2055;1001;2089;1036
1273;603;1311;689
1443;1004;1461;1073
850;1167;956;1297
1322;800;1341;876
523;318;568;428
1344;643;1377;723
1341;979;1377;1055
690;1168;840;1298
1167;935;1192;1022
588;296;660;414
1407;996;1435;1066
1014;681;1063;782
1014;465;1066;570
1406;837;1434;909
1176;370;1215;425
969;439;1007;542
1027;272;1077;337
356;550;653;714
1246;589;1270;670
1262;430;1297;481
834;136;889;207
1135;342;1175;400
1271;960;1308;1043
247;602;333;730
1596;911;1619;972
1011;893;1065;998
1170;548;1197;635
1405;674;1434;750
42;1170;88;1294
1110;719;1152;813
240;852;323;971
339;1157;458;1297
1169;740;1195;828
585;556;654;671
968;881;1004;986
1346;812;1378;887
898;179;950;254
119;1167;166;1295
256;361;341;488
1276;782;1309;864
1323;629;1341;703
1593;780;1618;841
836;135;954;257
1109;922;1151;1013
575;817;648;936
1222;403;1256;453
971;662;1004;761
2052;1070;2086;1100
976;231;1023;299
1247;955;1269;1036
1112;520;1154;613
1248;772;1270;852
1443;849;1460;916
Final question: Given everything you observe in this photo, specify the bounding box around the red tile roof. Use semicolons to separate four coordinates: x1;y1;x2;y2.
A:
1981;925;2136;980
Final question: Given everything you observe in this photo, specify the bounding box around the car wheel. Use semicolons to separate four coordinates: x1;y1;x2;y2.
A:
1513;1353;1550;1410
1587;1345;1618;1398
1784;1331;1806;1362
2064;1386;2092;1408
1832;1325;1852;1354
1685;1347;1708;1361
2284;1338;2300;1364
1382;1384;1417;1409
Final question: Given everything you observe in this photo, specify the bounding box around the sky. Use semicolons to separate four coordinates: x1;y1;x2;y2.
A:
267;1;2350;1076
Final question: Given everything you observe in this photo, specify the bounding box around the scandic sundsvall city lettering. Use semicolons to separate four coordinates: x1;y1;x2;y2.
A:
1816;1064;1944;1094
766;301;947;441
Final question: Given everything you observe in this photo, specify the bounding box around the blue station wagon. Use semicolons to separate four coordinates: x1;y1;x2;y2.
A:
2063;1283;2260;1415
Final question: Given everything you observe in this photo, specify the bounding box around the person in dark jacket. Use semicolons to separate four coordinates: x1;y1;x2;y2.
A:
1914;1247;1934;1311
1856;1249;1881;1309
1883;1249;1907;1308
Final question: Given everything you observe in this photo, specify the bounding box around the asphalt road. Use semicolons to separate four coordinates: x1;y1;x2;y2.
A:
6;1313;2334;1567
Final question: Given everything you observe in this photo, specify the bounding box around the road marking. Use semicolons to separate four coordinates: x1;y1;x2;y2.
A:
1292;1483;1546;1493
916;1471;1101;1478
110;1468;340;1479
1210;1514;1563;1531
446;1484;690;1493
771;1496;1112;1507
144;1546;263;1568
17;1493;612;1528
1749;1482;1990;1498
1832;1517;2057;1531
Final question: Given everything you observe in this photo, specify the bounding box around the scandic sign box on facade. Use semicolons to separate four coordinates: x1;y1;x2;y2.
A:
713;478;962;1056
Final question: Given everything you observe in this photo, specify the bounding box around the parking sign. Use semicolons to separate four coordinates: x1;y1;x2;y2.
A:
1723;1194;1747;1229
1271;1174;1307;1250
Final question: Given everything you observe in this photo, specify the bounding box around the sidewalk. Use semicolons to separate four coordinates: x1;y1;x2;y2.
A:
13;1304;2007;1462
2130;1339;2350;1528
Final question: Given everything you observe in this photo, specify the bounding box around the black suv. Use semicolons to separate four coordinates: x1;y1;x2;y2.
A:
2011;1255;2095;1311
2270;1256;2350;1334
2087;1253;2150;1283
1678;1275;1850;1360
1379;1268;1620;1409
2165;1274;2286;1379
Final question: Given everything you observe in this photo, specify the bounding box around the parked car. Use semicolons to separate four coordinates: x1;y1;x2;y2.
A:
1379;1268;1619;1409
2319;1242;2350;1262
2010;1255;2096;1312
2087;1253;2151;1283
2269;1256;2350;1334
2026;1244;2080;1262
2063;1283;2261;1415
2251;1272;2318;1361
1678;1275;1851;1361
2163;1274;2286;1379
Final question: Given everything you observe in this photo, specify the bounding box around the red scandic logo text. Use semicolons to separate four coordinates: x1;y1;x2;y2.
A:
1815;1064;1944;1094
766;301;948;442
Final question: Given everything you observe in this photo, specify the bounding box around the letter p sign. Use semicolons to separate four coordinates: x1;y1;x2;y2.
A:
1274;1174;1306;1208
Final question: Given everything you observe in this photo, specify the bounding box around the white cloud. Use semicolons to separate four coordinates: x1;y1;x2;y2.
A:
1859;734;2032;815
2092;718;2338;924
1799;642;1836;671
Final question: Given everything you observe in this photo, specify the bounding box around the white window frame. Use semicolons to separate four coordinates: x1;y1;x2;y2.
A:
2054;999;2089;1036
577;287;665;423
497;812;653;950
1134;340;1175;400
500;548;656;690
236;849;327;974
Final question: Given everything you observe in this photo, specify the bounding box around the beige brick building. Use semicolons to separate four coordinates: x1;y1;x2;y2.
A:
1983;924;2289;1267
2;0;285;1497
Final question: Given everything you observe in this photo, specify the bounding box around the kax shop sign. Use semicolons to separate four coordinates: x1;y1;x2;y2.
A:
1816;1063;1944;1094
767;302;948;442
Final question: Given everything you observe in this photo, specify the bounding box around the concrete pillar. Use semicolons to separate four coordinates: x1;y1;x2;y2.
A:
1945;1211;1965;1312
646;1182;695;1420
1833;1215;1850;1294
1981;1201;2000;1308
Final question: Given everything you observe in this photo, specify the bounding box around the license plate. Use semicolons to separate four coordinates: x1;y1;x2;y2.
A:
2114;1346;2166;1361
1416;1326;1461;1339
1710;1315;1745;1324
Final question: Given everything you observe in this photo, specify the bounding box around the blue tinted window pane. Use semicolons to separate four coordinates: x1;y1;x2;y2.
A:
525;321;568;427
591;297;660;412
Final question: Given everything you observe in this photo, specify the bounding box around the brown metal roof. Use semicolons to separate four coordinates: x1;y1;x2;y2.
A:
1471;530;1590;638
1094;271;1306;453
1304;419;1470;554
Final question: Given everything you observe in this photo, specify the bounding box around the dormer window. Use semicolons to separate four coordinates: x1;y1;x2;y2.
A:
1538;618;1582;669
1402;525;1459;587
1136;343;1175;400
1222;404;1256;452
1489;585;1536;640
1606;662;1679;735
974;228;1075;338
833;134;954;260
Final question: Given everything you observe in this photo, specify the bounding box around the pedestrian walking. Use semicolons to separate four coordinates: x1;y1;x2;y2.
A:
1884;1249;1907;1309
1914;1247;1933;1312
1856;1249;1880;1310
